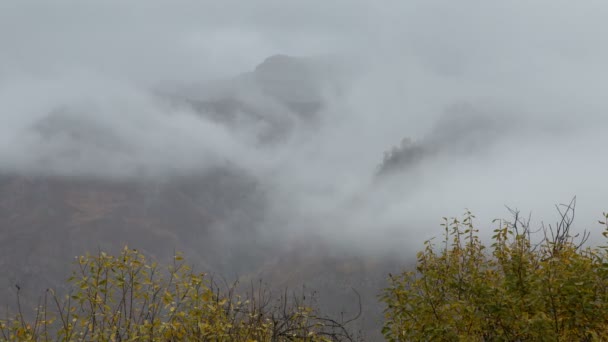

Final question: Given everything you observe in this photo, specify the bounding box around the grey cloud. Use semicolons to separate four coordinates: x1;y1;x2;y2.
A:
1;0;608;250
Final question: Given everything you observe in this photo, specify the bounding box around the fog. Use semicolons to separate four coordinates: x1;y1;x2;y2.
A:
2;0;608;256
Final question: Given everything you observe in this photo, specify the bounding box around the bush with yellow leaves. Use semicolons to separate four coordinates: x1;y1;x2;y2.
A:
0;247;359;341
382;199;608;341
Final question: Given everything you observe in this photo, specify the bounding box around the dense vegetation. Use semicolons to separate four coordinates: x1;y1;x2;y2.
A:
382;200;608;341
4;200;608;341
0;248;359;341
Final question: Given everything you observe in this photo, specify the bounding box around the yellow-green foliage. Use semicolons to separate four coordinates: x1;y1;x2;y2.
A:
382;209;608;341
0;247;353;341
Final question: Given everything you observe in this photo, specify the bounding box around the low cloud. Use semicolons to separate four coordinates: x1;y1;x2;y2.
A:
1;0;608;257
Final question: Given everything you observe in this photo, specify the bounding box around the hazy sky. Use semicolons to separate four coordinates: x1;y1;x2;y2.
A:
1;1;608;252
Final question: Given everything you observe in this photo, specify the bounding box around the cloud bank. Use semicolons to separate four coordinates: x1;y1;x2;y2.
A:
1;0;608;253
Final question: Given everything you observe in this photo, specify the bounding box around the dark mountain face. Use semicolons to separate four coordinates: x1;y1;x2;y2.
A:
0;166;266;297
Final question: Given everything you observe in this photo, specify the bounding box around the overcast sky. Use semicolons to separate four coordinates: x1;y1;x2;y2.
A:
1;1;608;251
2;1;606;79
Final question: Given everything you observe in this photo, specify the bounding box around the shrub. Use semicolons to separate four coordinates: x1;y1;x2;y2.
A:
382;200;608;341
0;247;359;341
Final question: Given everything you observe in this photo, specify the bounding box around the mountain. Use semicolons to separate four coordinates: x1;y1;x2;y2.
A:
159;54;341;144
0;55;392;339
